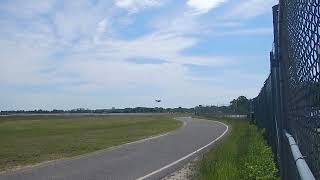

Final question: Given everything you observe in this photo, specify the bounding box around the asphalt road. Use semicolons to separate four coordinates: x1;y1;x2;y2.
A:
0;117;228;180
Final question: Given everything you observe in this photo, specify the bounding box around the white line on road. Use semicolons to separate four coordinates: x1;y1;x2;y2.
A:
136;119;229;180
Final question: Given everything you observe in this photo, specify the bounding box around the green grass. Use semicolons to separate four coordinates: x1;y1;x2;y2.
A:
0;115;182;171
195;116;278;180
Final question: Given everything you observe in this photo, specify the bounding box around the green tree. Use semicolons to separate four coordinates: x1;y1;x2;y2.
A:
230;96;250;115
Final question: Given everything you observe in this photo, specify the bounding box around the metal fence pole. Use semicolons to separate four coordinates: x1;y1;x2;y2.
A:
272;4;288;179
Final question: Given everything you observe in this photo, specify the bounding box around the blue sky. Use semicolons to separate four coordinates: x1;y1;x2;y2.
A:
0;0;278;110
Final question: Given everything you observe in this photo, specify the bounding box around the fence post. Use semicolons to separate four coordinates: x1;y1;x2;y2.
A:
273;3;292;179
278;0;292;179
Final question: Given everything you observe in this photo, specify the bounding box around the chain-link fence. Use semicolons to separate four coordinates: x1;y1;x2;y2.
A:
253;1;319;179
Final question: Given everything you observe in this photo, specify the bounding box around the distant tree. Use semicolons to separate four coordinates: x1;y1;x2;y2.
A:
230;96;250;115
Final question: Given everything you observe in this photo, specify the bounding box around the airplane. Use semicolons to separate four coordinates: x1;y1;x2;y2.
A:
155;99;161;103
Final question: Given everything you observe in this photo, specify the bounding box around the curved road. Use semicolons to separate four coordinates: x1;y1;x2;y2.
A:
0;117;228;180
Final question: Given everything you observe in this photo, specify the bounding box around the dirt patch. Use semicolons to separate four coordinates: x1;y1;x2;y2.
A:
162;158;199;180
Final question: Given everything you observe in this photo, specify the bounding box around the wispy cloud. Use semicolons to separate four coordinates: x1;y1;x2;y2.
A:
187;0;228;15
224;0;277;19
0;0;56;18
210;27;273;36
115;0;163;13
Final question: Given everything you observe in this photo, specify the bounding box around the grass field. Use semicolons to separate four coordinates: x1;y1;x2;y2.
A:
0;115;182;171
196;116;279;180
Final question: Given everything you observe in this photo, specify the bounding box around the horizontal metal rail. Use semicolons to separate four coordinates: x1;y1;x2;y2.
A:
283;130;316;180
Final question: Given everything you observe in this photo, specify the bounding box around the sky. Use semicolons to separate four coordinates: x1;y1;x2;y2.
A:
0;0;278;110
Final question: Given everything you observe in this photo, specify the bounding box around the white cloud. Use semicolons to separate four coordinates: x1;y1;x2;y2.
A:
115;0;162;13
225;0;277;19
0;0;56;18
52;1;112;42
58;31;231;76
94;18;114;42
187;0;227;14
210;27;273;36
97;19;109;35
152;13;202;35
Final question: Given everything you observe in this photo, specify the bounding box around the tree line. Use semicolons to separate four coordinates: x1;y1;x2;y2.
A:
0;107;195;115
195;96;251;115
1;96;250;115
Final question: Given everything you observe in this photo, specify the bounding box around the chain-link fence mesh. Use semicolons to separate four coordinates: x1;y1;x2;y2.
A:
253;1;320;179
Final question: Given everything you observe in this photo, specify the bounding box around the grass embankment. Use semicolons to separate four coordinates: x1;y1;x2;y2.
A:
196;117;278;180
0;115;182;171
